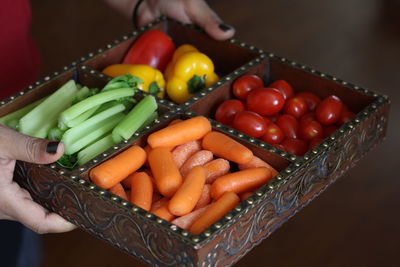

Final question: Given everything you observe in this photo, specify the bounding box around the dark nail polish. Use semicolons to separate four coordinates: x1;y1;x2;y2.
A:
219;23;232;32
46;142;59;154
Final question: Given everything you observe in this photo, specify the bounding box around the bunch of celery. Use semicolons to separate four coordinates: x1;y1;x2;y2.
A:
0;74;158;167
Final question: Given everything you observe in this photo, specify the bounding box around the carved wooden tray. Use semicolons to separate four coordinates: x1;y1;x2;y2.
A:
0;18;389;266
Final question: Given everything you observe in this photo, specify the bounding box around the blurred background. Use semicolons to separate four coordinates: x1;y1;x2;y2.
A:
30;0;400;266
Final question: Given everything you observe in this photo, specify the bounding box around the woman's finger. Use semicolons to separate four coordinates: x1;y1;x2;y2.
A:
184;0;235;41
9;196;76;234
138;0;234;40
0;124;64;164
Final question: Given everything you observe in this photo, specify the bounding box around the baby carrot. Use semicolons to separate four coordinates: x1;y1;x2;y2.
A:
238;155;279;177
202;131;253;164
194;184;211;210
210;167;272;200
109;183;128;201
151;197;169;211
239;191;254;201
90;145;146;189
204;158;230;184
179;150;213;177
130;172;153;211
143;145;152;166
171;205;210;230
169;119;183;126
145;143;173;156
172;140;202;169
151;200;176;222
189;192;240;235
152;191;162;203
121;172;134;188
169;166;206;216
147;116;211;148
122;169;156;189
148;147;182;197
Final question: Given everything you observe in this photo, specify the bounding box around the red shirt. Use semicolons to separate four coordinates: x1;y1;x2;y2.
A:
0;0;40;100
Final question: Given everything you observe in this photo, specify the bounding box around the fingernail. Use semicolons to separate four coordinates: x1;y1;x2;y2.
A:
46;142;59;154
219;23;232;32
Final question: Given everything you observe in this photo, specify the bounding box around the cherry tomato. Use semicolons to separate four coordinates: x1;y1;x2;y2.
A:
276;114;299;139
336;110;355;126
296;91;321;111
267;113;280;123
123;29;176;72
268;80;295;100
263;116;272;126
215;99;245;126
281;138;308;156
261;123;285;144
299;120;323;141
323;125;338;138
309;137;324;149
284;96;309;119
232;74;264;100
275;144;286;151
300;112;316;125
233;111;267;138
315;95;343;125
247;88;285;116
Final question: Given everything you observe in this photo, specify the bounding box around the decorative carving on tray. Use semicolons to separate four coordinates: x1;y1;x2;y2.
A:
199;111;389;266
14;162;196;266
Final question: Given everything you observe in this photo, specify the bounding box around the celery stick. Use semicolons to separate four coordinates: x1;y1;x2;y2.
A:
58;87;134;129
48;127;65;141
65;105;99;129
73;86;89;104
0;96;47;125
112;95;157;143
138;111;158;131
64;112;124;155
93;101;119;115
102;74;142;91
35;119;59;139
77;134;115;165
61;103;126;148
73;86;99;104
19;80;78;138
5;119;19;130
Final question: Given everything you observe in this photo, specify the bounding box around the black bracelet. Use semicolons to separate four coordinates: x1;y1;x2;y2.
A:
132;0;144;29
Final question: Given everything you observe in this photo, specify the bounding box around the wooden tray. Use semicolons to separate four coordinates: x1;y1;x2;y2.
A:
0;18;389;266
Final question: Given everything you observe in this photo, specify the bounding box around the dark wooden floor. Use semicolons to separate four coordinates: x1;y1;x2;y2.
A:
31;0;400;266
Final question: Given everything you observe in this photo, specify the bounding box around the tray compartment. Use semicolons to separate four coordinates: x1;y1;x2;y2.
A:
80;18;262;105
0;65;174;175
193;99;389;266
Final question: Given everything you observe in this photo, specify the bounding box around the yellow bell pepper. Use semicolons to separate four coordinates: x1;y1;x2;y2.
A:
164;44;198;80
102;64;165;98
165;45;219;104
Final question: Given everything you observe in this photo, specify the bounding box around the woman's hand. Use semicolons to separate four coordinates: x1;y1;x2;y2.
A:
105;0;235;41
0;125;75;234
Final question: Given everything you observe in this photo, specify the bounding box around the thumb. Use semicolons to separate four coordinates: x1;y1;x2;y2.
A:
0;124;64;164
186;0;235;41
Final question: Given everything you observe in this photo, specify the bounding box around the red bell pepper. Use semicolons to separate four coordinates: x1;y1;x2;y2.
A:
123;29;176;72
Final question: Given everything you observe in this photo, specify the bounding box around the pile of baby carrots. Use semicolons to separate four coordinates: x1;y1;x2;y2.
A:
89;116;278;234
